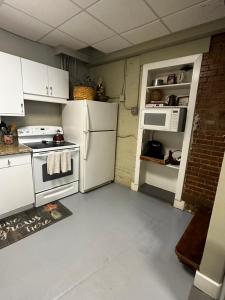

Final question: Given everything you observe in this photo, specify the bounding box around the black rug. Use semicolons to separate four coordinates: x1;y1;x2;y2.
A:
0;201;72;249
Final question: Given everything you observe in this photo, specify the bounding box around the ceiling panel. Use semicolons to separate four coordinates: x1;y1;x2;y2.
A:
93;35;132;53
122;20;169;44
5;0;81;27
163;0;225;32
87;0;157;33
145;0;204;17
71;0;99;9
0;4;52;41
40;29;87;50
59;12;114;45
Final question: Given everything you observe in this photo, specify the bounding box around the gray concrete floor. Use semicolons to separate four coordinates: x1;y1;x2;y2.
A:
0;183;194;300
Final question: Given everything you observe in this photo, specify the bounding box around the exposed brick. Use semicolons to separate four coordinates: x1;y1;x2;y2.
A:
183;33;225;211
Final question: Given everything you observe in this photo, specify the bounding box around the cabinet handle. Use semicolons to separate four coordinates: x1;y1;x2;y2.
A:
21;103;24;113
8;160;11;167
50;86;53;96
46;86;49;95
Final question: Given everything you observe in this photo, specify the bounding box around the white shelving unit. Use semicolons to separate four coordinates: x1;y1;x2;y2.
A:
146;82;191;90
131;54;202;210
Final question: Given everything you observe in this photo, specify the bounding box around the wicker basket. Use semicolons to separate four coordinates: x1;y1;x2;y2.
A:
73;86;96;100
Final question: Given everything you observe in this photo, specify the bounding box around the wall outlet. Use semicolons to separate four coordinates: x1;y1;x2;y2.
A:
131;106;138;116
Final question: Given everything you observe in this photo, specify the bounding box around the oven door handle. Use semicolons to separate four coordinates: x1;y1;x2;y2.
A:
33;149;79;158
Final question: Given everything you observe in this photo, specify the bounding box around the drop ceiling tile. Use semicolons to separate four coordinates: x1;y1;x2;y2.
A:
71;0;99;8
93;35;132;53
5;0;81;27
59;12;114;45
145;0;204;17
87;0;157;33
122;20;169;44
40;29;87;50
0;4;52;41
163;0;225;32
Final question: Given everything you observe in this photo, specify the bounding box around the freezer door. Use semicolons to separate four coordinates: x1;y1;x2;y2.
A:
82;131;116;192
86;101;118;131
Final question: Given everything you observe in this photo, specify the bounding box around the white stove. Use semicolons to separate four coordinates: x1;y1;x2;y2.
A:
18;126;80;207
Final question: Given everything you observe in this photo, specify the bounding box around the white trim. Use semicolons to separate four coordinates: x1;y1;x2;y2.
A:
143;54;201;71
131;182;139;192
24;93;67;104
173;199;185;210
219;276;225;300
175;54;203;201
194;271;222;299
133;54;203;204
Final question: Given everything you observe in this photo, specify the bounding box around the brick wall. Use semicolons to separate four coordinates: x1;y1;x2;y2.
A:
183;33;225;211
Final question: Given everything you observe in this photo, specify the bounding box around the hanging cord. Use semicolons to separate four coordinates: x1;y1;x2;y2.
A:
122;58;131;110
121;58;142;111
116;58;142;139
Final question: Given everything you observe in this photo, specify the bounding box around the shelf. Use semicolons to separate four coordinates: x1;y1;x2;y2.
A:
145;105;188;108
146;83;191;90
140;155;165;164
167;164;180;170
140;155;180;170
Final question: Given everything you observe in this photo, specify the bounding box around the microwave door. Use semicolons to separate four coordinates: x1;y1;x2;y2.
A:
142;109;171;131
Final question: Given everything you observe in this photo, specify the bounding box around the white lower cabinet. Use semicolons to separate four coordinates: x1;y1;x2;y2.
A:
0;153;34;217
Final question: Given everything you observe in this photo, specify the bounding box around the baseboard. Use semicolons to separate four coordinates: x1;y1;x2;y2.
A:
173;199;185;210
131;182;138;192
194;271;222;299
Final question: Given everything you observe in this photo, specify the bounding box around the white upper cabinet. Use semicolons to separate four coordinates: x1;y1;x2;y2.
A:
0;52;24;116
48;66;69;99
21;58;69;103
21;59;49;97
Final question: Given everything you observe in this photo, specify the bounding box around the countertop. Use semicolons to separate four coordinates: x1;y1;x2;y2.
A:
0;143;32;156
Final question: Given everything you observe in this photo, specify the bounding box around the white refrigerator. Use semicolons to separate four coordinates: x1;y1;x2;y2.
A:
62;100;118;193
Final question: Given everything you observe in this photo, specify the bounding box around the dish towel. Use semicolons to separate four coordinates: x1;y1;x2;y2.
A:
47;152;61;175
61;150;71;173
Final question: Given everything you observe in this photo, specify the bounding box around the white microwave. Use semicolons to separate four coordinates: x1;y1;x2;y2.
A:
141;108;187;132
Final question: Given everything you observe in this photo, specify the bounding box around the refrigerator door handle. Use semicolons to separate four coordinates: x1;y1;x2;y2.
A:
84;131;90;160
83;102;90;134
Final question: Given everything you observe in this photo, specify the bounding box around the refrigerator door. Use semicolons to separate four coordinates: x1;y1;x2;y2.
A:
86;101;118;131
82;130;116;192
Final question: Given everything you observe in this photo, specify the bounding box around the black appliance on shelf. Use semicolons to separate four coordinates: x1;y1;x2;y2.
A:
143;140;164;159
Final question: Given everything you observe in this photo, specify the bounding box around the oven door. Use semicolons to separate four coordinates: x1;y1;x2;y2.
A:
141;108;172;131
32;148;79;193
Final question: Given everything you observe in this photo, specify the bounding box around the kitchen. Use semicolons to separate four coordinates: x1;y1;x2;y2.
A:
0;1;225;300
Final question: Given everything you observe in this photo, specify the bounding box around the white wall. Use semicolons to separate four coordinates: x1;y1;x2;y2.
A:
200;153;225;283
0;28;60;67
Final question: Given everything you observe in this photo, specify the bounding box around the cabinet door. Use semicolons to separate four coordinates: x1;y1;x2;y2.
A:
21;58;49;96
0;52;24;116
0;163;34;216
48;66;69;99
